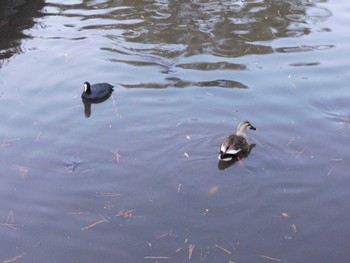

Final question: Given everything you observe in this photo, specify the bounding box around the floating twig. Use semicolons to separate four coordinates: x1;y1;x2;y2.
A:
261;255;283;262
177;184;182;193
8;113;19;121
189;244;195;260
96;192;123;197
67;211;90;215
81;215;108;231
0;211;23;229
243;46;252;53
6;210;14;223
0;223;24;230
144;256;170;259
81;219;107;231
331;158;343;162
80;168;95;174
215;244;232;254
327;166;335;176
2;253;26;263
35;131;42;142
156;231;177;240
238;35;251;41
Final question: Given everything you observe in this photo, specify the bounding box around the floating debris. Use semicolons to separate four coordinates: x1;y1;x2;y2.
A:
188;244;195;260
327;166;335;176
67;211;90;215
35;131;42;142
8;113;19;121
215;244;231;254
81;216;108;231
1;137;20;148
331;158;343;162
0;210;23;230
116;209;144;219
144;256;170;260
111;150;121;163
177;184;182;193
13;165;30;179
65;152;81;173
95;192;123;197
261;255;283;262
282;212;289;218
156;231;177;240
2;253;26;263
208;185;218;196
103;201;114;210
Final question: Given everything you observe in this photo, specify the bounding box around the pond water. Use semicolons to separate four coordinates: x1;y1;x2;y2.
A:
0;0;350;262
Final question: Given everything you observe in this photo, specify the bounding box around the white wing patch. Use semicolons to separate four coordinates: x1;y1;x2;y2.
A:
220;144;241;154
226;148;241;154
218;155;233;161
220;144;226;152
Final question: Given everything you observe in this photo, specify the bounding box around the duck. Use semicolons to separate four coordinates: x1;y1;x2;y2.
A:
218;120;257;161
81;81;114;102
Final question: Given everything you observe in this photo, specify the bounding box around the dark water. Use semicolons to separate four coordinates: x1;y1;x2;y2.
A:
0;0;349;262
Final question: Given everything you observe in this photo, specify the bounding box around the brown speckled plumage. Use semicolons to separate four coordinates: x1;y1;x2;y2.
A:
218;121;257;161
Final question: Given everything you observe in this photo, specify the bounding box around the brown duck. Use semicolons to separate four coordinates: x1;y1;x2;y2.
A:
218;121;257;161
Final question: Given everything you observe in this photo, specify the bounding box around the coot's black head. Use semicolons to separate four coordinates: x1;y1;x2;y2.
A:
84;82;91;93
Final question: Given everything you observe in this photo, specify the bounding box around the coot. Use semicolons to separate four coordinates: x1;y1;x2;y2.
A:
81;81;114;102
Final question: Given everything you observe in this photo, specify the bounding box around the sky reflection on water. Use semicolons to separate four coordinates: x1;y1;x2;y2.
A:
0;0;350;262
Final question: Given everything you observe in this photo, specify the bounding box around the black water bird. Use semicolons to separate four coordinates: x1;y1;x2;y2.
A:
81;81;114;102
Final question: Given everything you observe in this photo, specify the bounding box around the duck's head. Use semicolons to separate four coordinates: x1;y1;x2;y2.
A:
84;82;91;93
237;121;257;137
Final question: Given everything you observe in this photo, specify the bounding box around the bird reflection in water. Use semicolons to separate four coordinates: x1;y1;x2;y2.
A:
82;94;112;118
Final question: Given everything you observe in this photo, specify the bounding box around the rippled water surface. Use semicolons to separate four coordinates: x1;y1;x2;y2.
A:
1;0;350;262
